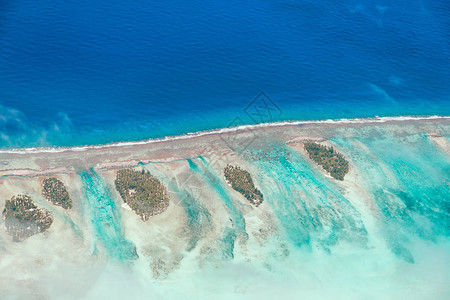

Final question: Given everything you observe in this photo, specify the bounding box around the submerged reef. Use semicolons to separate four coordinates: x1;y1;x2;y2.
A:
115;169;169;221
42;177;72;209
2;195;53;242
224;164;263;206
304;142;349;180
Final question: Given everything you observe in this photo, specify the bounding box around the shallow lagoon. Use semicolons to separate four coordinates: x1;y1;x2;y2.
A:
0;121;449;299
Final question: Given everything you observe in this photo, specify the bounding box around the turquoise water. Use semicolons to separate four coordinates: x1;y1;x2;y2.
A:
168;180;212;252
187;157;246;234
80;169;138;262
0;126;449;299
247;145;367;250
0;0;449;296
332;131;450;263
187;157;247;259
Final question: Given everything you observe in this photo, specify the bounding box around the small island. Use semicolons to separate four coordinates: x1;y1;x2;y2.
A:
304;141;349;180
42;177;72;209
224;164;263;206
115;169;169;221
3;195;54;242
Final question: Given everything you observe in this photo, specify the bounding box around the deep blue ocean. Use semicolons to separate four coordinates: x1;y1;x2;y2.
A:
0;0;449;148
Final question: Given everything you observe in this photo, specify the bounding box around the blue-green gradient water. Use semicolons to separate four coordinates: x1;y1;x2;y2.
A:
0;124;448;299
0;0;449;148
0;0;449;298
165;130;449;298
80;169;137;262
247;145;368;250
187;157;247;259
332;131;450;263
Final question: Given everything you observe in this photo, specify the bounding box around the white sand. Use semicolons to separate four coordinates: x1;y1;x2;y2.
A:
0;117;449;299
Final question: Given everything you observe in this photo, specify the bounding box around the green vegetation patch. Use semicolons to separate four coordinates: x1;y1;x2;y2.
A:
115;169;169;221
304;141;349;181
42;177;72;209
224;165;263;206
3;195;53;242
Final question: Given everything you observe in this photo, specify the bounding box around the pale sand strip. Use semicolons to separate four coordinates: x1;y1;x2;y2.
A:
428;133;450;154
0;117;448;177
1;115;448;155
0;167;70;177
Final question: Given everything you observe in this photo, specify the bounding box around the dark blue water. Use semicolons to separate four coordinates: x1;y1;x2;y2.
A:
1;0;449;148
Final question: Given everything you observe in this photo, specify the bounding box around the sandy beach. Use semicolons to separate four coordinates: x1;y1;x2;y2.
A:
1;116;448;176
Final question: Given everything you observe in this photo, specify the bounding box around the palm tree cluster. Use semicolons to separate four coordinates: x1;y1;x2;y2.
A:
304;142;349;180
224;164;263;206
115;169;169;221
42;177;72;209
3;194;53;241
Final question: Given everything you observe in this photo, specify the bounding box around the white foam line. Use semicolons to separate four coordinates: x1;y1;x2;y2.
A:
1;115;448;155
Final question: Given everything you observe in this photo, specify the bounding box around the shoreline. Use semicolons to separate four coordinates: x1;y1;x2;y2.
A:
1;115;448;177
0;115;448;155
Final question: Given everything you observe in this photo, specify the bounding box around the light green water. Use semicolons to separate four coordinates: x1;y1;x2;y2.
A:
80;169;138;262
332;131;449;263
168;179;212;252
247;144;368;251
187;157;247;259
1;126;449;299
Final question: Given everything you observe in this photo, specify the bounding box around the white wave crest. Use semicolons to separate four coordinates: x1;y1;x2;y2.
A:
1;115;448;154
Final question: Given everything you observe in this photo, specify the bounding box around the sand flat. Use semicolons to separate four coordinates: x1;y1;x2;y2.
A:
0;117;449;299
